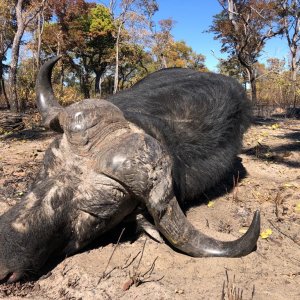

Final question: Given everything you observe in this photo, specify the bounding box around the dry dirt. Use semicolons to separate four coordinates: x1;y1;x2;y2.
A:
0;116;299;300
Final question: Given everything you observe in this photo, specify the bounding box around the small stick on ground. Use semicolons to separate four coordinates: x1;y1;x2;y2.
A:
141;256;158;278
221;269;255;300
135;239;147;271
140;275;164;285
122;251;141;270
268;220;300;246
273;192;283;221
232;171;240;202
99;228;125;283
251;285;255;300
122;239;164;291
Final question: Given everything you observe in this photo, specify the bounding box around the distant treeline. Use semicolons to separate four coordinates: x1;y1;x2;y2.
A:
0;1;299;112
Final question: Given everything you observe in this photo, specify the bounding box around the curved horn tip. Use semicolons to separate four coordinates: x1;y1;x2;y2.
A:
249;210;261;237
39;56;62;74
223;209;261;258
253;210;260;226
50;55;62;64
36;55;64;132
152;198;261;258
251;209;261;239
48;55;62;64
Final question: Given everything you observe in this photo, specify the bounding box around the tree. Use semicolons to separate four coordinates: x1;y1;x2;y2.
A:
88;4;115;95
218;56;247;84
118;43;153;89
255;58;293;106
44;1;115;98
0;1;15;108
152;18;176;69
45;0;92;97
150;20;207;71
161;40;207;70
210;0;281;101
34;7;46;71
277;0;300;107
8;0;47;112
109;0;158;94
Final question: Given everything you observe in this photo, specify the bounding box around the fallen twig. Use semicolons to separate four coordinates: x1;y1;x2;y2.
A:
221;269;255;300
140;275;164;284
99;228;125;283
268;220;300;246
141;256;158;278
122;251;141;270
273;192;284;221
232;171;240;202
122;239;163;291
135;239;147;271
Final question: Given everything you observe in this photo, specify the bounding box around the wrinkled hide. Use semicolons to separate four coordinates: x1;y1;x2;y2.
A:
0;57;260;283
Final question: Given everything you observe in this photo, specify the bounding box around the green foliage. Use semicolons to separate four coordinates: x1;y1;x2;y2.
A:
151;19;207;71
118;43;153;88
90;5;115;36
2;0;210;109
218;57;246;82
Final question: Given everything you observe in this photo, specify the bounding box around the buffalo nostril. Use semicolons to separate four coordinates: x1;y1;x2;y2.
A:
7;272;23;284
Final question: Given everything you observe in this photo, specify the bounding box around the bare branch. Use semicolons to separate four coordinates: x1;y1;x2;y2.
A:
99;227;126;282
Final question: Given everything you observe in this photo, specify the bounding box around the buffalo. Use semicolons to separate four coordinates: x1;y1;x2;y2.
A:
0;57;260;283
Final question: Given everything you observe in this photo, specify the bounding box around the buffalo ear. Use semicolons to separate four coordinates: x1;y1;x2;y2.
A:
36;56;64;132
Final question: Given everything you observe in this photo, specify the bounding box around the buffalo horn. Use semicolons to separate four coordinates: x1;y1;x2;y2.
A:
36;56;63;132
152;197;260;257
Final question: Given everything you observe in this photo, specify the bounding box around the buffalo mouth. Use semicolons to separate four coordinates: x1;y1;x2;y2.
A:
0;271;24;284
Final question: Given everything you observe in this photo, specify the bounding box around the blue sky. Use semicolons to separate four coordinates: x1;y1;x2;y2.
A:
151;1;288;71
94;0;289;71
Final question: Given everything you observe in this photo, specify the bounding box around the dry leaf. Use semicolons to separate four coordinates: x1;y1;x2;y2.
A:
260;229;273;239
239;227;248;234
207;201;214;208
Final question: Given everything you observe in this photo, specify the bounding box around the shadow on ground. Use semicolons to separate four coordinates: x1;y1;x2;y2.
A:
243;122;300;168
243;144;300;168
1;128;58;141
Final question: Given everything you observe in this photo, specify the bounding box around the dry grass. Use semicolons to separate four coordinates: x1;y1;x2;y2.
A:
221;270;255;300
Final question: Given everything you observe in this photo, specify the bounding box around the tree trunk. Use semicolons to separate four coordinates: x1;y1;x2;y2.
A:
113;24;122;94
95;72;102;96
36;9;45;71
8;0;26;112
290;47;298;108
94;63;107;96
60;62;64;96
160;53;168;69
8;0;46;112
81;74;90;99
1;78;9;109
250;77;257;102
291;79;297;109
0;62;9;109
8;23;25;112
245;67;257;102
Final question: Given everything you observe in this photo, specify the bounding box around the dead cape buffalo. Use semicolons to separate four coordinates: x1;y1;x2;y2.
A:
0;57;260;283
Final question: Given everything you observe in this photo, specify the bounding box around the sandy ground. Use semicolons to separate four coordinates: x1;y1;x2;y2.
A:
0;116;299;300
